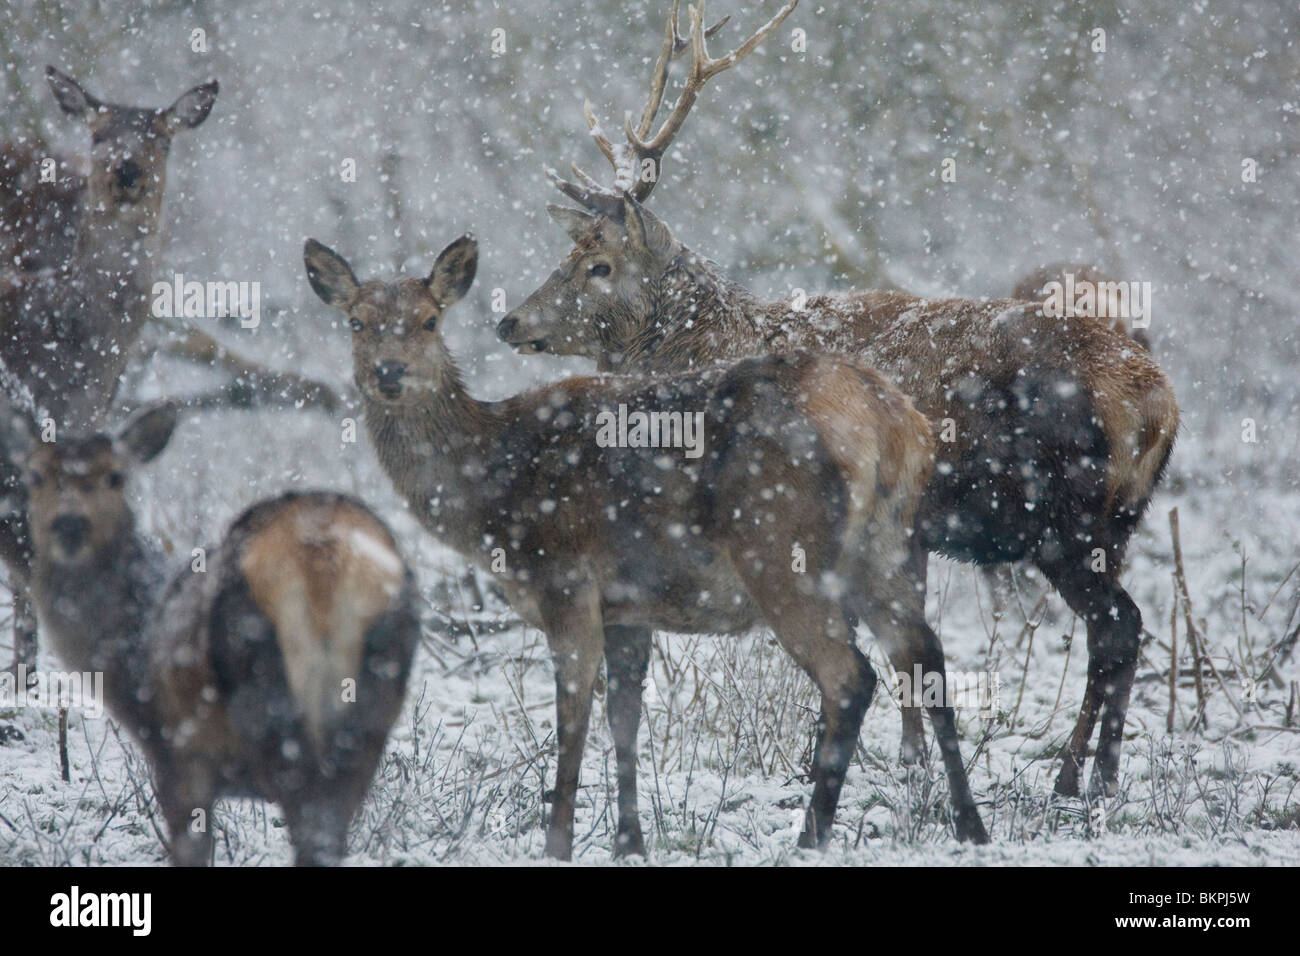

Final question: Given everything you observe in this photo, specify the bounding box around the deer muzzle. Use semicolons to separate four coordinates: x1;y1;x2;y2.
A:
50;513;92;559
496;315;549;353
373;360;407;397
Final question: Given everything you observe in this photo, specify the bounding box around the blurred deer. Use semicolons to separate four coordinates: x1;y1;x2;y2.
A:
0;143;83;279
496;0;1179;798
0;401;420;865
304;234;988;857
0;67;217;677
1;68;217;429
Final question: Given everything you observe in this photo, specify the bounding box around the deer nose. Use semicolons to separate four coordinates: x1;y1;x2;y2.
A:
496;316;518;341
373;360;406;393
51;514;90;553
116;160;142;189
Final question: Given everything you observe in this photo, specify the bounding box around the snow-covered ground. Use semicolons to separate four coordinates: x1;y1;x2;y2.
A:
1;0;1298;865
1;401;1296;865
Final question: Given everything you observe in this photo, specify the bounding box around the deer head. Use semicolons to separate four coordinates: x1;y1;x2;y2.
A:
13;402;176;570
496;196;681;362
303;236;478;405
45;66;217;228
497;0;795;362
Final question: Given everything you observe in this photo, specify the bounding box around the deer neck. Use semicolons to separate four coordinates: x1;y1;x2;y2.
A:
362;361;508;559
618;250;770;374
24;193;168;429
71;194;165;308
30;531;166;736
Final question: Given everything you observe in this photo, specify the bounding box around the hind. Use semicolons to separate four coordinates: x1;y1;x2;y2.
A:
207;492;420;865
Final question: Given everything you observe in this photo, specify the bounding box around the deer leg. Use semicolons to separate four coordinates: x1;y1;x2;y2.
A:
859;598;989;844
896;685;926;766
789;610;873;850
1054;660;1104;798
855;543;988;844
852;547;928;765
154;760;215;867
12;587;37;676
285;761;376;866
0;509;36;678
1044;560;1141;798
884;551;930;766
733;555;874;848
540;588;604;861
286;797;353;866
603;624;650;858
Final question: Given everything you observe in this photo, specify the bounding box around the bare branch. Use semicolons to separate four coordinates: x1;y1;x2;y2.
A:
154;327;350;415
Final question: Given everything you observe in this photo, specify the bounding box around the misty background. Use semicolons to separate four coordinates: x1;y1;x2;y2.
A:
0;0;1296;513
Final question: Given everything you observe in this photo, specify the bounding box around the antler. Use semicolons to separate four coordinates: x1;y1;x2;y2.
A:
550;0;798;215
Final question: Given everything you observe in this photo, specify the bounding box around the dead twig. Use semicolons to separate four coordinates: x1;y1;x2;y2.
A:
154;326;349;415
1170;508;1208;729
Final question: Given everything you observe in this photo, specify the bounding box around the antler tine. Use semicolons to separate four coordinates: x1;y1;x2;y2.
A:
634;0;731;140
633;1;682;140
544;166;625;219
555;1;790;212
624;0;798;201
569;163;606;192
583;97;620;169
697;0;796;81
580;2;728;188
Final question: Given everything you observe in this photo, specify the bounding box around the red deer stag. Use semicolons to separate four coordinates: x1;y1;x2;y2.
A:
303;234;988;857
0;400;420;865
496;0;1179;798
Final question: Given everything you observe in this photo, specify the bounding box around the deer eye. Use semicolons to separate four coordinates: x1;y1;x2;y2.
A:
107;472;124;489
349;318;364;333
26;471;43;488
588;263;611;278
423;315;438;332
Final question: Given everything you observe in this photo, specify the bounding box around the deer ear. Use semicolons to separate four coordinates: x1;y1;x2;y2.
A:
304;239;361;310
547;204;597;243
161;79;219;132
117;401;178;464
621;194;673;256
427;234;478;307
45;66;100;121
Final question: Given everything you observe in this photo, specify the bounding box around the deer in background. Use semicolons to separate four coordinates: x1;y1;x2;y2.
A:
0;68;216;677
303;233;988;857
1;68;217;430
496;0;1180;799
0;144;83;279
0;400;420;865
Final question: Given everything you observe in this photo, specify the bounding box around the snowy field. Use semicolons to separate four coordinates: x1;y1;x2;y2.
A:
1;0;1298;865
1;398;1297;866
